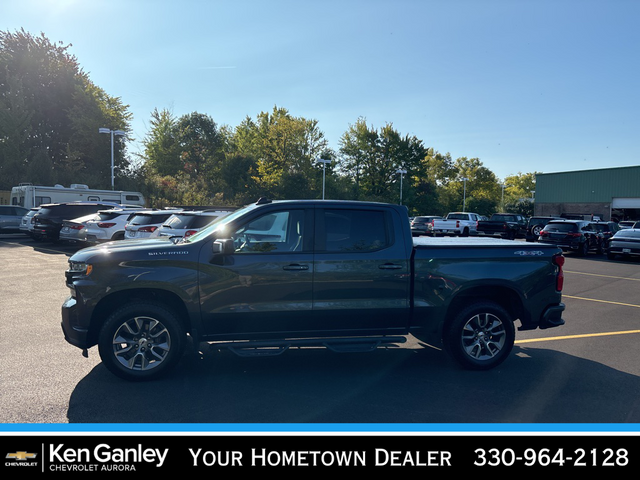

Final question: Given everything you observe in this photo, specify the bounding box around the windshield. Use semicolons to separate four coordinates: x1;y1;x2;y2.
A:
183;203;259;243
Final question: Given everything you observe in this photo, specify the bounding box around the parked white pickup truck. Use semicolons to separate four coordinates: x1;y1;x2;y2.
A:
431;212;482;236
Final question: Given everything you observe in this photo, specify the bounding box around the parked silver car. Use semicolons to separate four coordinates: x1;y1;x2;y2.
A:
607;228;640;260
618;221;636;229
58;213;100;243
149;210;232;239
0;205;29;233
410;215;442;236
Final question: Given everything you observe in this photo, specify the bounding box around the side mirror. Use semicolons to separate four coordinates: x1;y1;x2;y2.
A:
212;238;234;255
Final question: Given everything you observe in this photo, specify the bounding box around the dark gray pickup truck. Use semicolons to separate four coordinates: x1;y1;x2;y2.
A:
62;199;566;381
477;213;528;239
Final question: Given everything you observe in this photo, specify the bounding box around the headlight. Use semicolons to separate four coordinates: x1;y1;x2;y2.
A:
68;262;93;275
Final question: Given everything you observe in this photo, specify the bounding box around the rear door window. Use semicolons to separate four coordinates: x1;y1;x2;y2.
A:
320;209;390;252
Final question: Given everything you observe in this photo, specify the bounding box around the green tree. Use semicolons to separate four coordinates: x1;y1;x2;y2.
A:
502;171;538;216
437;157;501;216
141;108;181;177
338;118;426;203
409;150;456;215
175;111;224;180
224;106;330;200
0;29;133;189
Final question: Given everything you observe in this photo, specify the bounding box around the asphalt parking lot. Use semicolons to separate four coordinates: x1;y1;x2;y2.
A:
1;233;639;426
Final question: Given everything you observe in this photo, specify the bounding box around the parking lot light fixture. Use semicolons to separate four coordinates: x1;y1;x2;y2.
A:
316;159;331;200
397;168;407;205
461;177;469;212
99;128;126;190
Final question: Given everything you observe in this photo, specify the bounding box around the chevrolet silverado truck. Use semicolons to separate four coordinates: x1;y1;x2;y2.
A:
476;213;527;240
62;199;566;381
431;212;481;236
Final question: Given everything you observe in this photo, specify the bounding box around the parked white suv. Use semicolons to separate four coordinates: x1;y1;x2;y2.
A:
149;210;233;239
20;207;40;237
85;208;152;243
124;210;183;239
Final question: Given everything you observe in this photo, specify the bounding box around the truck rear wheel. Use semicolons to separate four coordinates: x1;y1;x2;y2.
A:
444;301;515;370
98;302;185;381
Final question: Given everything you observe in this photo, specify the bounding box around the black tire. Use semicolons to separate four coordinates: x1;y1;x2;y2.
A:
98;302;186;381
443;301;515;370
607;251;617;260
532;225;543;236
578;241;588;256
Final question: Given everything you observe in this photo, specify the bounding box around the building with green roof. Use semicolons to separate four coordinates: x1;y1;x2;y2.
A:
534;166;640;221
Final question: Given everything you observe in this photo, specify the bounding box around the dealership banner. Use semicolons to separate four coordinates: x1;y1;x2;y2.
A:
1;434;636;473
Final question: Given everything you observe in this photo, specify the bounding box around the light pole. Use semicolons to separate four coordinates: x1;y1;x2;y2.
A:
316;159;331;200
461;177;468;212
396;168;407;205
99;128;126;189
500;183;506;211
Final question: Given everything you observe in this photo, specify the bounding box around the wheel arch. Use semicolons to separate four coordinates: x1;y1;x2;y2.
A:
444;284;524;334
87;288;192;347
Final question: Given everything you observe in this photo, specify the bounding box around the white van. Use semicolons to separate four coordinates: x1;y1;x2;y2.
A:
10;183;145;209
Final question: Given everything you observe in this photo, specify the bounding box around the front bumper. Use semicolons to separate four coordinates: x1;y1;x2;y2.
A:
61;296;91;350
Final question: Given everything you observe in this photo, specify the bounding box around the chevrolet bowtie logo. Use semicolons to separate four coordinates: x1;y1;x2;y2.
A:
7;451;37;460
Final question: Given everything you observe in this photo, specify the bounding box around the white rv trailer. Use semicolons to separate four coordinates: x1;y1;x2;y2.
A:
10;183;145;209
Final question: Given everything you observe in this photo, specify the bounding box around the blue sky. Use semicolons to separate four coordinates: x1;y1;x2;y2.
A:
3;0;640;181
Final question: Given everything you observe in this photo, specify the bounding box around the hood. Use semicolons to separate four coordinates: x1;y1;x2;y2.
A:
69;237;179;262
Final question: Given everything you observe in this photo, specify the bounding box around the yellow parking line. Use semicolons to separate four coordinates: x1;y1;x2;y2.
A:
563;295;640;308
565;270;640;282
517;330;640;344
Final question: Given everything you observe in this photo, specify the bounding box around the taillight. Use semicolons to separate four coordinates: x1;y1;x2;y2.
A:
539;231;549;236
138;226;158;232
184;230;197;238
68;224;84;230
553;254;565;291
97;222;117;228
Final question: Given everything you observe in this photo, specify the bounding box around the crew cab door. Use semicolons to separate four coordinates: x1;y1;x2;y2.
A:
311;206;411;334
198;206;314;336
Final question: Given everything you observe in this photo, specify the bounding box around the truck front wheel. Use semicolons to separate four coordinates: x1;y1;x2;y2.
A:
444;301;515;370
98;302;186;381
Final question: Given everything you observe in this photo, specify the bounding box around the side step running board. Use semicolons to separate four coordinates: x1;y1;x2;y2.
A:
207;336;407;357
